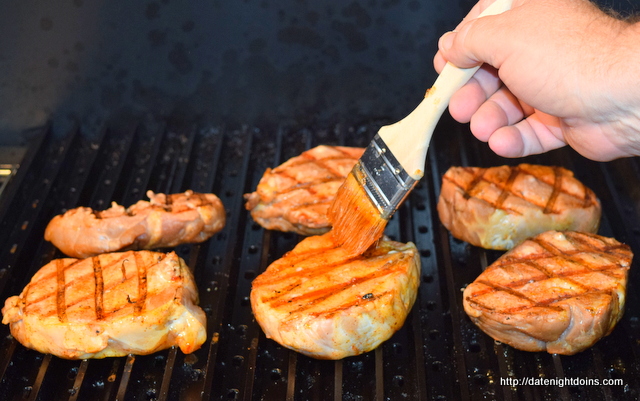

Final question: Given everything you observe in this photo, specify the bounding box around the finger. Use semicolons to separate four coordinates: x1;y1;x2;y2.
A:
468;85;524;140
436;0;512;68
438;1;519;69
488;112;566;157
447;66;503;123
433;52;447;74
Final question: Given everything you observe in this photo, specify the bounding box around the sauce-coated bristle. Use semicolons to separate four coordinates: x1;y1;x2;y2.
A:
327;172;388;256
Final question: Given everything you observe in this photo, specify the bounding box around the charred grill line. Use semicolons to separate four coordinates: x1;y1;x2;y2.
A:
287;198;331;212
313;156;359;178
277;178;341;194
460;166;485;200
494;166;520;210
454;165;598;217
543;166;563;214
134;252;148;315
92;256;105;320
25;253;143;319
469;233;629;314
269;259;402;313
56;259;67;322
120;259;127;282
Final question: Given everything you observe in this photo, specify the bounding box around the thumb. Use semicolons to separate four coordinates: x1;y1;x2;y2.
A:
437;9;513;70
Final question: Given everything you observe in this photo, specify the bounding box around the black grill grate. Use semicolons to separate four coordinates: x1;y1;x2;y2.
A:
1;116;640;400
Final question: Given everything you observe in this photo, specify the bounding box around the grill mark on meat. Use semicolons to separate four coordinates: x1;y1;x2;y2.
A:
255;257;349;291
564;231;632;261
253;246;385;289
193;192;207;206
543;167;562;213
83;191;215;221
272;178;343;197
269;149;360;193
25;252;165;319
448;165;597;216
468;280;566;312
92;257;105;320
311;290;392;319
120;259;127;282
134;252;147;315
314;157;357;178
56;259;68;322
494;166;520;210
275;150;356;173
582;184;597;208
288;199;332;212
461;167;486;200
466;232;630;315
266;258;407;312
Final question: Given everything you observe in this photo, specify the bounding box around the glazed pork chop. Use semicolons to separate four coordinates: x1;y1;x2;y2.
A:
45;190;226;258
463;230;632;355
2;251;207;359
244;145;364;235
251;232;420;359
437;164;601;250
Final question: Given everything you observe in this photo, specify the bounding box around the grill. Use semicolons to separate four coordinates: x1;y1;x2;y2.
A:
1;115;639;401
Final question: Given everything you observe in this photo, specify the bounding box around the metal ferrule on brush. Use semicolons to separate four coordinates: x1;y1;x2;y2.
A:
354;134;419;220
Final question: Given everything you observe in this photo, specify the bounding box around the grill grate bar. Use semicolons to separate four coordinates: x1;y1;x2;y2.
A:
68;359;90;401
0;126;78;296
196;127;255;399
158;347;178;401
119;123;165;206
0;119;639;400
27;354;52;401
333;360;343;400
82;124;135;211
115;355;135;401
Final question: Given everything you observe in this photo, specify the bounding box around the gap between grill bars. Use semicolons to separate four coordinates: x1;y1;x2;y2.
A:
0;117;639;400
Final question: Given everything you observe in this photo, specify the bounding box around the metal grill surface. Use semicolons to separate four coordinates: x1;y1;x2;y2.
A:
1;117;639;401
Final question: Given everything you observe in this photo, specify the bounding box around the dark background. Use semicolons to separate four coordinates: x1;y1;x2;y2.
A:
1;0;639;145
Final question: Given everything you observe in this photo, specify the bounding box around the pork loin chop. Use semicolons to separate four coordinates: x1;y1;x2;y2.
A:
244;145;364;235
251;232;420;359
2;251;207;359
45;190;226;258
463;230;632;355
437;164;601;250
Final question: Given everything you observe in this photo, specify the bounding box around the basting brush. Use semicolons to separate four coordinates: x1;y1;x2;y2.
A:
328;0;513;256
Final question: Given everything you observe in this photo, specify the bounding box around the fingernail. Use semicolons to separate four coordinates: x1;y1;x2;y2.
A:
439;31;455;52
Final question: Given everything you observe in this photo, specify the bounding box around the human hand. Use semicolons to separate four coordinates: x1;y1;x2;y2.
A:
434;0;640;161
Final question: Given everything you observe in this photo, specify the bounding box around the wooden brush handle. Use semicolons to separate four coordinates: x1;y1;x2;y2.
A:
378;0;513;179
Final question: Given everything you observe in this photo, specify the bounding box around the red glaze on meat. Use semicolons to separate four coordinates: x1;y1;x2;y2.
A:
251;232;420;359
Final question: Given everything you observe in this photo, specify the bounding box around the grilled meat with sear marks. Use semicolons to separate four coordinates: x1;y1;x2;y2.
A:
2;251;206;359
437;164;601;250
463;230;632;355
251;232;420;359
45;190;226;258
244;145;364;235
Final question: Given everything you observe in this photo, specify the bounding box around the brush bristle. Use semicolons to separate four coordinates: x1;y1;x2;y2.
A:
327;172;388;256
